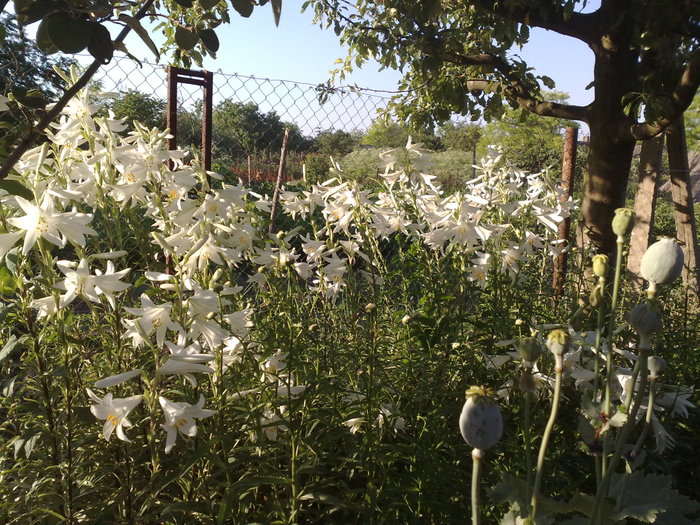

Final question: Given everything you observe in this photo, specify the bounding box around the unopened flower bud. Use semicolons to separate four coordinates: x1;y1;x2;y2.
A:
626;301;663;348
518;370;537;393
647;356;666;380
401;314;411;325
640;238;684;294
592;254;609;278
364;303;376;313
210;267;224;285
518;337;541;363
612;208;634;238
589;283;603;307
546;329;570;356
459;386;503;450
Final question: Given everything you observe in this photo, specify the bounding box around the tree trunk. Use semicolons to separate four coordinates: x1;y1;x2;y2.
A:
583;16;640;254
582;124;636;253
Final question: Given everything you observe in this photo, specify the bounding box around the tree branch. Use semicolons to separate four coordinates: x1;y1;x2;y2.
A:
0;0;157;181
464;79;590;122
626;50;700;140
447;51;590;122
472;0;600;44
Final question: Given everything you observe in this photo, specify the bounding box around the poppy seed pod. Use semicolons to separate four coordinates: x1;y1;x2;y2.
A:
517;337;541;363
626;301;663;347
546;329;570;356
459;386;503;450
640;238;684;289
647;356;666;380
592;254;609;278
612;208;634;238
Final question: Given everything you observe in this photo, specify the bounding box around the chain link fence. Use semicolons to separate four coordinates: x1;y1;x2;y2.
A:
88;55;397;183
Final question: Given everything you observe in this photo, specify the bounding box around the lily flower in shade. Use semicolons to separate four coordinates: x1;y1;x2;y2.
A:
56;259;131;309
86;389;142;442
123;293;182;348
159;396;216;453
7;195;96;254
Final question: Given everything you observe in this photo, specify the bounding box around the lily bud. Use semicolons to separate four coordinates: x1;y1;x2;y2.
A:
592;254;609;278
459;386;503;450
546;329;570;356
640;238;684;293
612;208;634;238
364;303;376;313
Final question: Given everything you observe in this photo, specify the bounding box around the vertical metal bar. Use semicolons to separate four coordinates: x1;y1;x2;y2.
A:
166;66;178;152
202;70;213;172
553;127;577;298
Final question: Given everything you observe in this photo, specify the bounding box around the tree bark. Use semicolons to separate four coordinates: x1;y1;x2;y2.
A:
628;135;664;280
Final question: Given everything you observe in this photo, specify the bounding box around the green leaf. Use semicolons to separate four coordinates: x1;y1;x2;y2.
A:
87;22;113;63
13;0;61;25
36;16;59;53
173;0;194;6
197;28;219;52
540;75;555;89
175;26;199;50
119;14;160;60
11;87;47;109
231;0;254;17
0;265;16;295
46;12;93;53
271;0;282;26
199;0;220;8
0;335;27;364
0;24;6;41
0;179;34;200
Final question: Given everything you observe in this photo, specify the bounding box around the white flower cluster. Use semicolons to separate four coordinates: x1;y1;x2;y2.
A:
0;82;573;450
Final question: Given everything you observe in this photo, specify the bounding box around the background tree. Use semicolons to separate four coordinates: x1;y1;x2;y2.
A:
438;121;481;153
103;90;166;131
306;0;700;251
479;91;576;174
313;129;361;158
362;118;440;149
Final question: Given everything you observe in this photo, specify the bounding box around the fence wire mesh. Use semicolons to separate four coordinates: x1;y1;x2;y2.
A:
88;55;393;183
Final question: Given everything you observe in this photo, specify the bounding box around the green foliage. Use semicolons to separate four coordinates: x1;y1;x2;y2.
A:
439;121;481;152
313;129;361;158
103;90;167;130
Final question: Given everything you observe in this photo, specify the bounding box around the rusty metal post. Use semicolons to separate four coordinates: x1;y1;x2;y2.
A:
167;66;178;152
202;70;213;172
166;66;214;172
553;127;578;298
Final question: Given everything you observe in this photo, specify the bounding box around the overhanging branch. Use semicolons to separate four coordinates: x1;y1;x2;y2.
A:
626;50;700;140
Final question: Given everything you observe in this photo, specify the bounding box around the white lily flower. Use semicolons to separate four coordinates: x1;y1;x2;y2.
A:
123;294;182;348
56;259;130;308
8;195;96;254
159;395;216;453
94;369;143;389
87;389;142;442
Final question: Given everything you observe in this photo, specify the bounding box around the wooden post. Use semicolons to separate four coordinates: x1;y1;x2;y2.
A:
553;127;577;298
666;117;700;299
627;134;664;281
269;128;290;233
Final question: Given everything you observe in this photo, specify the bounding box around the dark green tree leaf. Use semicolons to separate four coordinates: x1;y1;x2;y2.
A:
197;28;219;52
46;12;92;54
87;22;113;63
175;26;199;50
231;0;254;17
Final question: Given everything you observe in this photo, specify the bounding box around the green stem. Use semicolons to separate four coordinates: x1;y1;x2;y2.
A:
590;347;650;525
530;354;563;520
471;448;483;525
631;377;657;457
524;391;533;502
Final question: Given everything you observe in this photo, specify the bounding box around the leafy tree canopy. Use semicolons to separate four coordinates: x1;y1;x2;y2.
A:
103;90;166;131
438;121;481;152
305;0;700;250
